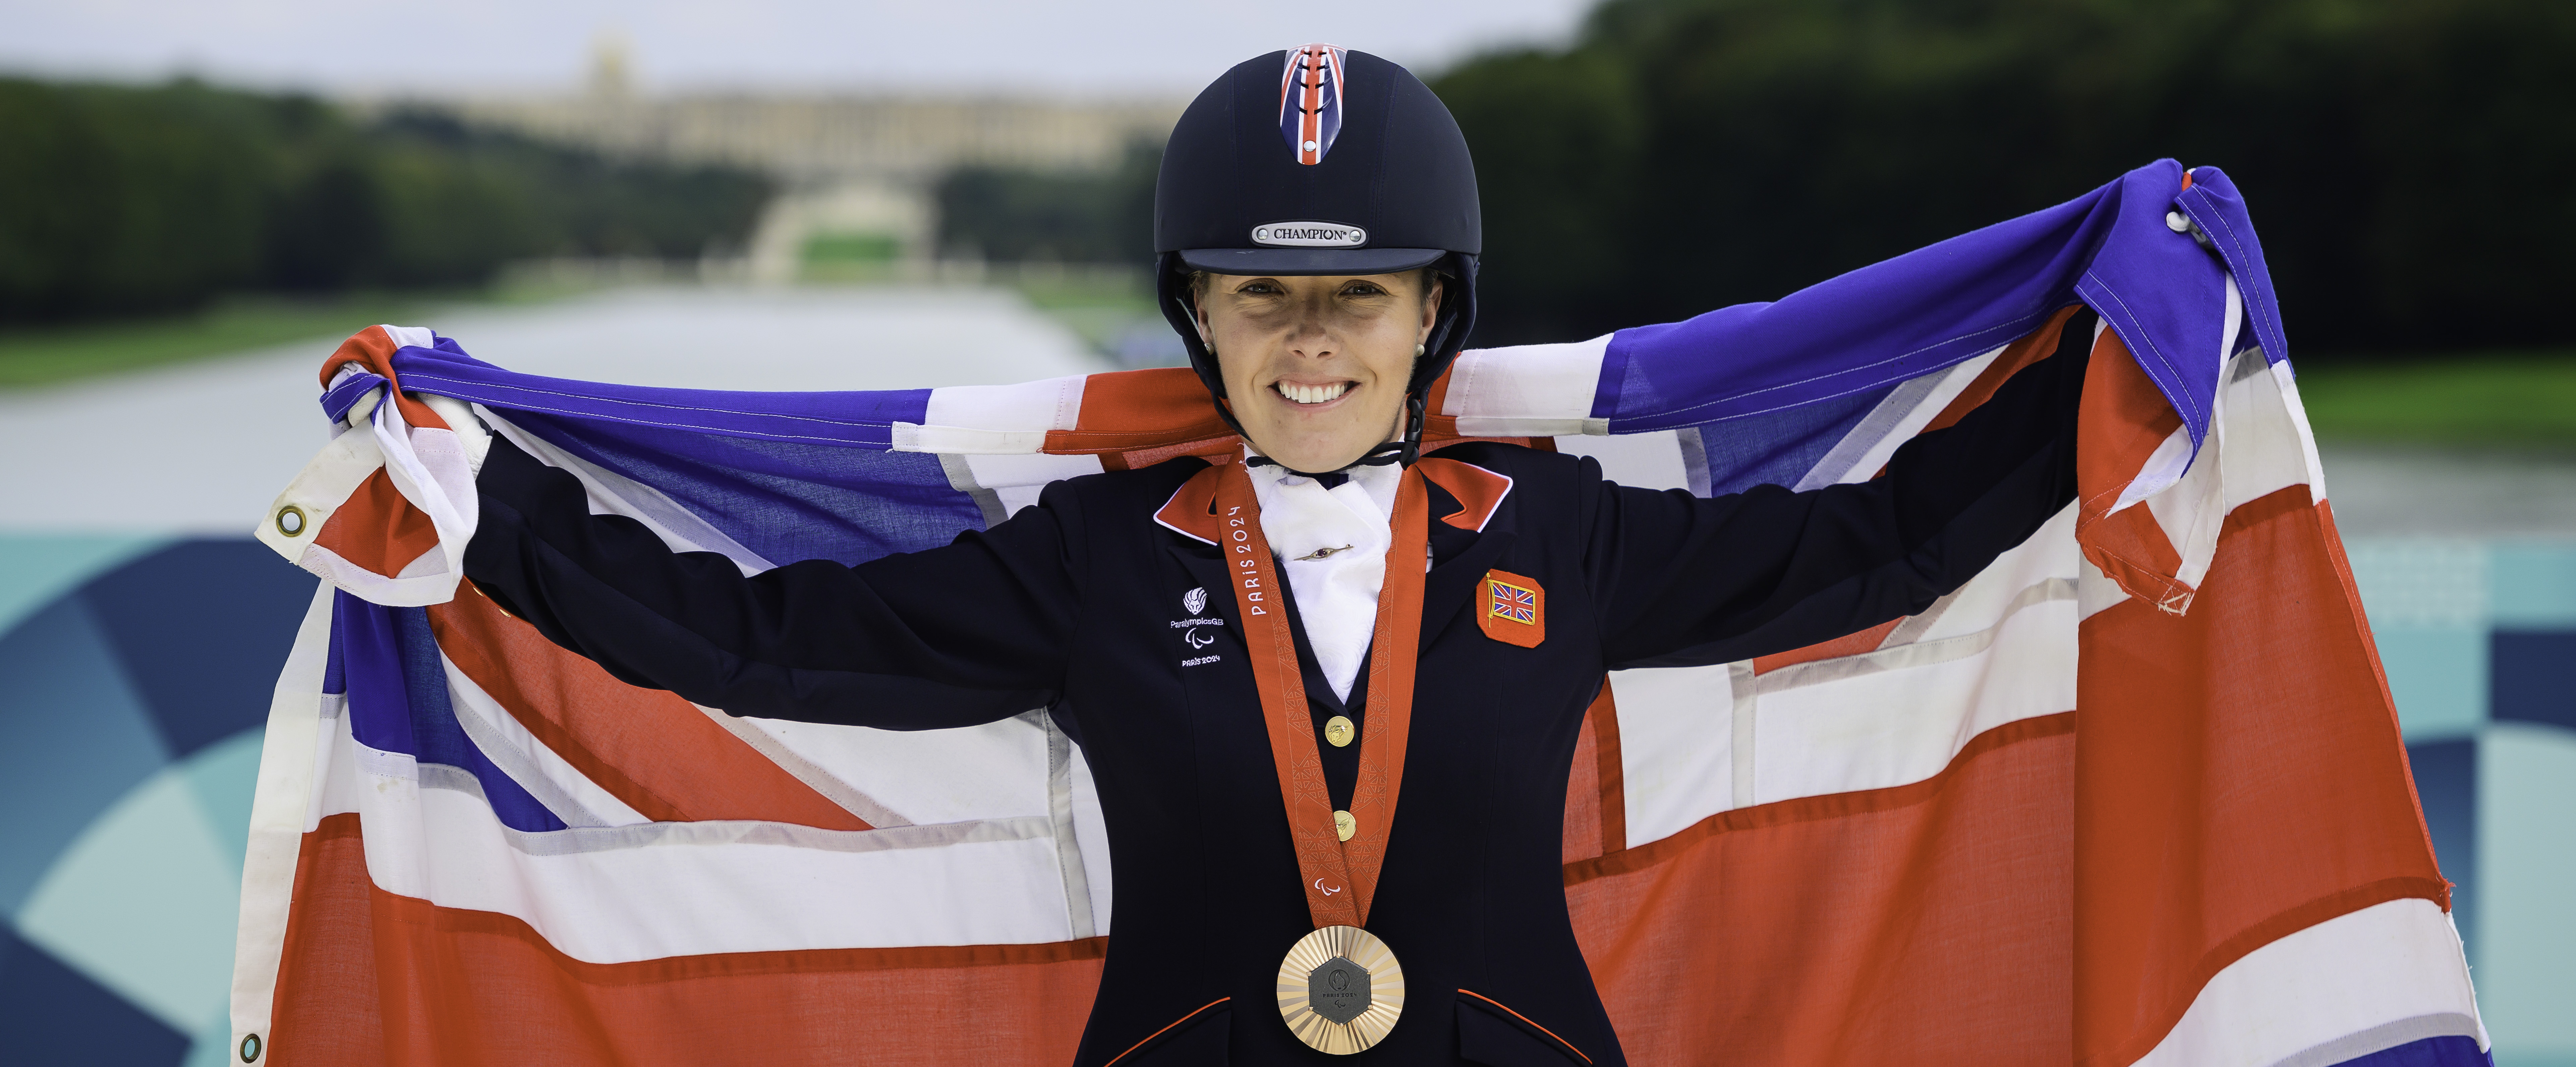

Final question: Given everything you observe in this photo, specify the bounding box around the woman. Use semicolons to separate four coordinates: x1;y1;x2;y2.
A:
463;45;2088;1066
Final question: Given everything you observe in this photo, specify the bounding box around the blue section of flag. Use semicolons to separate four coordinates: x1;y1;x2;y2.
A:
1602;159;2251;464
2174;167;2289;366
508;409;986;567
1692;384;1892;497
333;593;567;833
320;367;383;425
387;335;933;448
323;614;346;697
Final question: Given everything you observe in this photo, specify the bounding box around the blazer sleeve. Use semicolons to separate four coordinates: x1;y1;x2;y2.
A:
463;434;1077;729
1585;312;2094;669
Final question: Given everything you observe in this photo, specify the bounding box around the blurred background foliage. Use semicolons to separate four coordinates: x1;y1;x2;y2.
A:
6;0;2572;383
0;77;771;326
935;0;2575;362
1438;0;2576;355
933;142;1163;266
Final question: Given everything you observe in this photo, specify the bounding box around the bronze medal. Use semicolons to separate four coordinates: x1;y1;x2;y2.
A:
1205;459;1431;1054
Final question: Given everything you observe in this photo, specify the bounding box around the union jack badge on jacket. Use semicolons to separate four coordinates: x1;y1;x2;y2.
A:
1479;569;1544;648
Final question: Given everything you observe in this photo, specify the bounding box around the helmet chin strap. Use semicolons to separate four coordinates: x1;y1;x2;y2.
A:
1243;392;1428;480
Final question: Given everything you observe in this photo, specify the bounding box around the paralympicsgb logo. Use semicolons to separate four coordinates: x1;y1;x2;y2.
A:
1184;587;1208;614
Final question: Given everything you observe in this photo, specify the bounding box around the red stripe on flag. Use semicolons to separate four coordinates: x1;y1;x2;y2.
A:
1044;367;1234;463
1558;681;1626;865
2072;489;2444;1066
1567;714;2077;1065
1044;363;1542;470
1563;492;2446;1065
312;468;440;578
268;814;1103;1066
429;586;874;830
2074;327;2191;607
1589;683;1627;855
1750;618;1902;675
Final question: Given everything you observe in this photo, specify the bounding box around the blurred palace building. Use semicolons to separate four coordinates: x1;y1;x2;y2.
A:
400;37;1182;279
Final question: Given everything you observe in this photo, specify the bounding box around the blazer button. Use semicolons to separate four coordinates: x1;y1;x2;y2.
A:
1324;715;1355;747
1334;810;1356;841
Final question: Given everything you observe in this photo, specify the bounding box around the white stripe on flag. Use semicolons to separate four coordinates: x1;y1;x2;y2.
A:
896;374;1090;454
1553;430;1692;493
2130;898;2485;1067
309;712;1089;960
1749;585;2073;807
1793;346;2003;492
1611;503;2078;847
1446;335;1614;437
721;713;1059;828
440;655;651;829
229;582;338;1060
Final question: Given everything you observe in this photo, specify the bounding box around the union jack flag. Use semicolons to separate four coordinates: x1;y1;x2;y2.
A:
1489;579;1537;625
1278;43;1347;165
231;160;2486;1067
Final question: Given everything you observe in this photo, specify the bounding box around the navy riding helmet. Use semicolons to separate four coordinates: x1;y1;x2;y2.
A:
1154;44;1482;475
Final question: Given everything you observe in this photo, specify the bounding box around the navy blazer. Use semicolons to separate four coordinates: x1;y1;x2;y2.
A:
464;314;2093;1066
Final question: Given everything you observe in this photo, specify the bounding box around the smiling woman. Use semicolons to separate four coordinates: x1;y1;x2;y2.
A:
1190;270;1443;475
450;42;2100;1067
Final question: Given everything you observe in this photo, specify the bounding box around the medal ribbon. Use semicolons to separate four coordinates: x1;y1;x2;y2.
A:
1210;459;1428;930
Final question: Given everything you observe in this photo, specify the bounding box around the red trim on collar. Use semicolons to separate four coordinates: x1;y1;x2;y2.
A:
1162;454;1509;541
1416;457;1513;532
1153;470;1224;545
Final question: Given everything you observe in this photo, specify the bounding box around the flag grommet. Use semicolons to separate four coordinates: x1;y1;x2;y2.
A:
239;1033;262;1062
275;505;307;538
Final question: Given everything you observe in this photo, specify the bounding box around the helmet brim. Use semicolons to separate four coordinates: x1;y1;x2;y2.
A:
1175;247;1449;277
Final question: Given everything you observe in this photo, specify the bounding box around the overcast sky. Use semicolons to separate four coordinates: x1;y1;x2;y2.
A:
0;0;1594;99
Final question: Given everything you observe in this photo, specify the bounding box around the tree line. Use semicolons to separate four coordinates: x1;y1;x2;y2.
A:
934;142;1161;267
935;0;2574;356
0;78;773;324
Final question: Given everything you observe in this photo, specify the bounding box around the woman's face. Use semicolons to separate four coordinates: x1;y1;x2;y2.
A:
1196;271;1442;474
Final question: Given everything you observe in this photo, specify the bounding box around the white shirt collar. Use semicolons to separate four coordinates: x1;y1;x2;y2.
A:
1244;448;1400;701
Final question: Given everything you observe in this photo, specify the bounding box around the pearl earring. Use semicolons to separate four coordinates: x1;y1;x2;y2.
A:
1415;342;1426;357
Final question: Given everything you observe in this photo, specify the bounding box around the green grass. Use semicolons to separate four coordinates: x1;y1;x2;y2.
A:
0;294;448;388
796;233;907;284
801;233;903;264
0;275;613;389
2295;352;2576;447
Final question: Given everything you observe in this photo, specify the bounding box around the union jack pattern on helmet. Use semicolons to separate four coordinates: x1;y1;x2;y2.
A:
1278;44;1348;165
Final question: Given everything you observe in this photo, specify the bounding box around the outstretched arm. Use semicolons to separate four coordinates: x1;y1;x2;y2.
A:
1588;310;2094;669
465;434;1078;728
